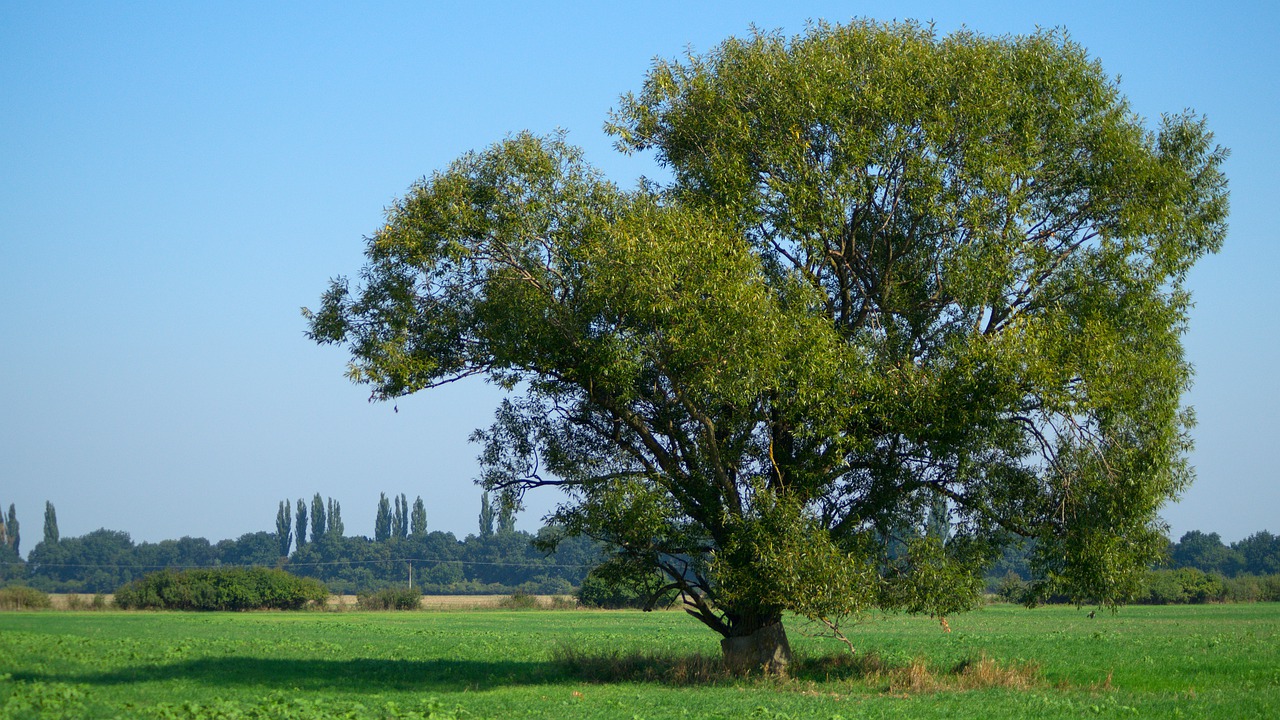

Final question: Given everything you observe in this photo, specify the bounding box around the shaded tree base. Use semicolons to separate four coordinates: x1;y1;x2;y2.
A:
720;621;792;675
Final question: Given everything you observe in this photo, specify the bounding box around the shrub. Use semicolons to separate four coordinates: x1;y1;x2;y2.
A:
356;587;422;610
498;591;539;609
1140;568;1225;604
0;586;52;610
1180;568;1225;603
1260;574;1280;602
994;571;1028;604
1222;574;1263;603
1142;569;1184;604
548;595;578;609
114;567;329;610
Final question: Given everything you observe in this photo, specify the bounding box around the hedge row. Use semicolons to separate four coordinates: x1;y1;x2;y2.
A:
114;567;329;610
0;586;53;610
1139;569;1280;604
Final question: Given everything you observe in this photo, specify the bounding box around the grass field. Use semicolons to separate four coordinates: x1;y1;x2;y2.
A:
1;603;1277;719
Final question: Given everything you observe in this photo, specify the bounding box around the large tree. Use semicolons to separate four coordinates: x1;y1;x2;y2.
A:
1234;531;1280;577
307;21;1227;671
1170;530;1241;576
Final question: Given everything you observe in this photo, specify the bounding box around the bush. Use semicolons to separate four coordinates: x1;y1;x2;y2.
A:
1177;568;1224;603
1142;569;1184;604
994;571;1029;604
548;595;578;609
498;591;539;609
1140;568;1225;604
1261;574;1280;602
1219;573;1280;603
1222;574;1263;603
356;587;422;610
0;586;52;610
114;567;329;611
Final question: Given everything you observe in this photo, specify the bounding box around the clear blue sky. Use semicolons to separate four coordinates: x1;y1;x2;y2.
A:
2;2;1275;550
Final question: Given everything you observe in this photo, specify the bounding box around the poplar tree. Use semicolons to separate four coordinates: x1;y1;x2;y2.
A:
328;498;344;537
390;494;403;538
276;500;293;557
396;493;410;539
497;499;516;534
375;493;392;542
6;504;16;555
310;494;326;543
295;498;309;549
478;491;495;538
411;496;428;537
43;501;58;546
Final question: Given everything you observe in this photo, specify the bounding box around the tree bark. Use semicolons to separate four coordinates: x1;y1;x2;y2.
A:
720;620;792;675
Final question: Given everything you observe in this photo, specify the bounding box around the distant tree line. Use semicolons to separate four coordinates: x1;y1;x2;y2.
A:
20;528;284;594
0;495;600;595
3;497;1273;602
1162;530;1280;577
990;530;1280;604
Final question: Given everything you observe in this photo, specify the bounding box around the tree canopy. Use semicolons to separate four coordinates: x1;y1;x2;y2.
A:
307;20;1226;670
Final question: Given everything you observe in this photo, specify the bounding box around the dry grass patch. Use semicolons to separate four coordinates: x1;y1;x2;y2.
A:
882;655;1040;694
887;658;940;693
61;593;111;611
951;655;1040;690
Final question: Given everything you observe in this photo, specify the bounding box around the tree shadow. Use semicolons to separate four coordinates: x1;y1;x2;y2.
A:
550;647;730;685
11;651;914;693
10;656;567;693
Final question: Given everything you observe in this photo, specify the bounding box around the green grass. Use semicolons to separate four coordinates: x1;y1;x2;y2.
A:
1;603;1277;718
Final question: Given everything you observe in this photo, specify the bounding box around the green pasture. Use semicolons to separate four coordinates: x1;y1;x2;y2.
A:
1;603;1277;719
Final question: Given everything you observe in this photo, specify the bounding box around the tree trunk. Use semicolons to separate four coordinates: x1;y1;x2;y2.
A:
720;620;792;675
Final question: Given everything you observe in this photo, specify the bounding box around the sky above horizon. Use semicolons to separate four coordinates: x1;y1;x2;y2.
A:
2;2;1276;552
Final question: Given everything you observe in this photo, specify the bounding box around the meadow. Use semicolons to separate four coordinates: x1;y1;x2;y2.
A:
1;603;1277;719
